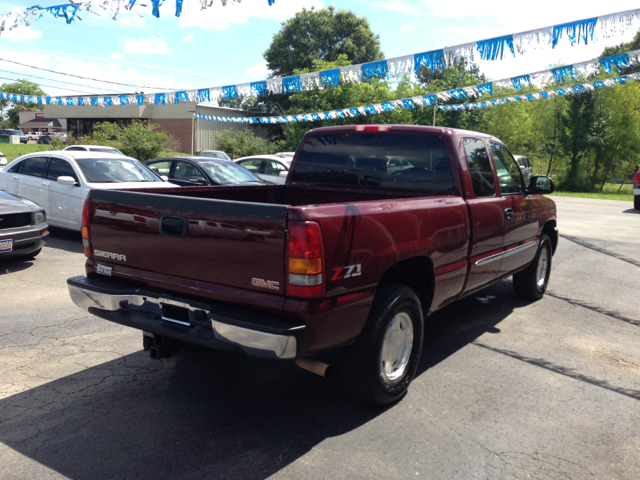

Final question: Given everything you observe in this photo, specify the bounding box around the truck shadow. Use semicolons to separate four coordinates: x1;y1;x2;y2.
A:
0;281;520;480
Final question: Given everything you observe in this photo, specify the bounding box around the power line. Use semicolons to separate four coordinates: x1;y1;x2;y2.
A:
0;76;100;95
0;57;181;91
0;69;122;93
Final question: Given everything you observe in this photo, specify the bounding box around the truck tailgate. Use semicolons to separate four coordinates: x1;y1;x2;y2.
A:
89;189;288;295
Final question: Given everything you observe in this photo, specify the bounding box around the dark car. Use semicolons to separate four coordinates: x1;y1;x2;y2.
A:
36;135;55;144
145;156;265;187
0;191;49;259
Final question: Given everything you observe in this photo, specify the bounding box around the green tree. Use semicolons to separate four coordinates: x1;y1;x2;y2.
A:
414;56;486;130
557;91;609;190
264;7;383;78
212;129;276;159
0;80;47;128
274;56;415;150
81;120;168;161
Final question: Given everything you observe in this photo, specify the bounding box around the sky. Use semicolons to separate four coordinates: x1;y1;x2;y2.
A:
0;0;639;100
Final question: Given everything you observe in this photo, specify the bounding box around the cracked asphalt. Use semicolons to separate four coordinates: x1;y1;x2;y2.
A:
0;196;639;480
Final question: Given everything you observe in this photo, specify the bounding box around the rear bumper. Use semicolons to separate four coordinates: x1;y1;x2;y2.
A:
67;275;307;360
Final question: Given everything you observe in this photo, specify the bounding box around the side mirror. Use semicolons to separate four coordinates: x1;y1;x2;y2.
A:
278;171;289;178
528;176;555;195
57;176;78;186
160;175;169;181
190;176;209;185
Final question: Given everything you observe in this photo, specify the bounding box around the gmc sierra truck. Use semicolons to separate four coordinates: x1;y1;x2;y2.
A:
68;125;558;405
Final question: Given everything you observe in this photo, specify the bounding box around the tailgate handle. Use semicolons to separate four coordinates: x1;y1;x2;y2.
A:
160;216;188;237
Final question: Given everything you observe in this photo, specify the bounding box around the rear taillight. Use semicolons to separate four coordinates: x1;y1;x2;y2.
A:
355;125;391;133
287;221;324;299
634;173;640;185
81;198;91;258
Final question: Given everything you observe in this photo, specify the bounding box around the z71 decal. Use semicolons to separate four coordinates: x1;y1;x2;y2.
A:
331;264;362;281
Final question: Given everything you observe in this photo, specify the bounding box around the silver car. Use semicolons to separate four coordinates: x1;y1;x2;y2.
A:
514;155;533;185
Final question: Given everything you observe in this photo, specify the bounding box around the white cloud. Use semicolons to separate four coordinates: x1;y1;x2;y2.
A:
119;14;146;28
2;26;43;41
181;32;194;42
246;60;270;80
399;24;414;32
374;1;418;14
179;0;323;30
123;37;172;55
109;52;124;60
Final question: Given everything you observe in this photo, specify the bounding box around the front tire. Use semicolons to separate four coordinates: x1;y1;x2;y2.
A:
634;196;640;210
513;234;552;300
340;283;424;406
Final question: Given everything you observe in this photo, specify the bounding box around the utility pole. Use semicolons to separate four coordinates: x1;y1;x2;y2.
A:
188;110;195;155
432;105;437;126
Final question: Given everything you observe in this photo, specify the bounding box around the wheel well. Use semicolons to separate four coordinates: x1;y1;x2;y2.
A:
542;220;558;254
377;256;435;315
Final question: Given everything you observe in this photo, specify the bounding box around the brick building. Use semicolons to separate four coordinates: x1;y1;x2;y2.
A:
43;102;265;154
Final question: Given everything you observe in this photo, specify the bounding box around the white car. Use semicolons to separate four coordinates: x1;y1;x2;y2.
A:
64;145;124;155
199;150;232;161
234;155;292;184
0;152;174;231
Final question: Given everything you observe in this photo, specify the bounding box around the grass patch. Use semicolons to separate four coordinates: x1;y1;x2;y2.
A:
553;183;634;201
0;144;63;162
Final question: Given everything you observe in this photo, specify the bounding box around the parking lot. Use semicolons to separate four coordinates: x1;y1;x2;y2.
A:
0;195;638;480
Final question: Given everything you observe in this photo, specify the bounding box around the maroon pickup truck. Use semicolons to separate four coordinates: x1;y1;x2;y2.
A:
68;125;557;405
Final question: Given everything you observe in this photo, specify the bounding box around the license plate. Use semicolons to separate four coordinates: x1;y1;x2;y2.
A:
0;239;12;253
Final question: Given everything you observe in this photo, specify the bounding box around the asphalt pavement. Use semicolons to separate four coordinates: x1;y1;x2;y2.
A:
0;195;638;480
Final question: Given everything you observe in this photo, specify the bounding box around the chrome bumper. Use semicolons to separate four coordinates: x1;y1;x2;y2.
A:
67;276;304;360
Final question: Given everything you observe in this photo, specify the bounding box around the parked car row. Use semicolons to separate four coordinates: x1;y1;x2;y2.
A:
0;147;272;256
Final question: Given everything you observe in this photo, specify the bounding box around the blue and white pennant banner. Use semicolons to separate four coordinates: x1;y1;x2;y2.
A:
194;72;640;125
0;0;274;34
3;49;639;109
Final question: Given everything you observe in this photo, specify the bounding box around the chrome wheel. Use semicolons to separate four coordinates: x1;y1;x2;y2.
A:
536;244;550;289
380;312;414;381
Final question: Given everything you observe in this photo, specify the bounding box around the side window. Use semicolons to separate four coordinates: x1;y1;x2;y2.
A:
147;161;172;176
238;159;263;173
490;143;523;194
265;161;286;175
65;147;82;151
47;158;78;182
173;161;204;182
20;157;49;178
7;161;21;173
463;138;495;197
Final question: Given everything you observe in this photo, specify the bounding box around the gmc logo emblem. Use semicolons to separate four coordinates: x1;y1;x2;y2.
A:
251;278;280;290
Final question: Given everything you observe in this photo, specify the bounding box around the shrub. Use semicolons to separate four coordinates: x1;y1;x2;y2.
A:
212;130;275;159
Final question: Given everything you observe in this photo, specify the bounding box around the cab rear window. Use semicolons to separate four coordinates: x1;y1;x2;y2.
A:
292;133;453;192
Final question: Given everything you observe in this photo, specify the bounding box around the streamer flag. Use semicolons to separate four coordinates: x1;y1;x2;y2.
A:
3;48;638;109
8;6;635;108
0;0;274;33
193;72;640;125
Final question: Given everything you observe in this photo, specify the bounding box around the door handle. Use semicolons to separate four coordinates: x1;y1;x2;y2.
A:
41;182;49;187
12;176;19;180
505;208;514;221
159;216;188;237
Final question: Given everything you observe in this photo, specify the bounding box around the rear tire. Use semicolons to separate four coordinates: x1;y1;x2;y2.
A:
340;283;424;406
634;196;640;210
513;234;552;300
